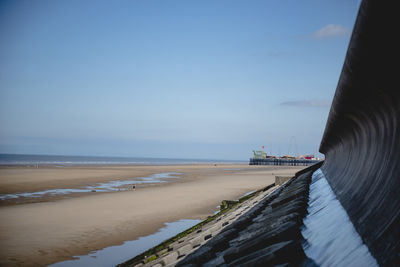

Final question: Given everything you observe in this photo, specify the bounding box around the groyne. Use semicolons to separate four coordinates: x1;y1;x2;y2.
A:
319;0;400;265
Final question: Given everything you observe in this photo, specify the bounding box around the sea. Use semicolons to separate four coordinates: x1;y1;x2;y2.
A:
0;154;246;166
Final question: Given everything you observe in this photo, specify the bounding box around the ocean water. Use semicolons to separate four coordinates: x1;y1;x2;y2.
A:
0;154;246;166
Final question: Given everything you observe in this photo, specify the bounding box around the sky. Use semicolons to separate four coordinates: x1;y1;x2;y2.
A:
0;0;360;160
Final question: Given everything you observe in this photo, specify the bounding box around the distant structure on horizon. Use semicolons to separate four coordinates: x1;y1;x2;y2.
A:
250;146;321;166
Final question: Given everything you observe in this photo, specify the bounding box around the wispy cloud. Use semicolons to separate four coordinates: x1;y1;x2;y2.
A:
280;99;331;107
312;24;350;39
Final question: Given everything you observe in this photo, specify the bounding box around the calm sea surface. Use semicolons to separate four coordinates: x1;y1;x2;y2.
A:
0;154;245;166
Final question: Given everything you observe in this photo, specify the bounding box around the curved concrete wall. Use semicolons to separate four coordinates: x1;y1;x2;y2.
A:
319;0;400;265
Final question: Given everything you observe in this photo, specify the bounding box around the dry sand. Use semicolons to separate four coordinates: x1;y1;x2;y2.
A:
0;164;304;266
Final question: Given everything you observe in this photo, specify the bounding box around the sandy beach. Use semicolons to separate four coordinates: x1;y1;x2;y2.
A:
0;164;304;266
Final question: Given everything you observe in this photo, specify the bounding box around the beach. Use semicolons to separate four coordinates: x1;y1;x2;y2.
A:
0;164;304;266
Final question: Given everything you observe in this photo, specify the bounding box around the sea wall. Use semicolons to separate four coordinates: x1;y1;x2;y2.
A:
319;0;400;265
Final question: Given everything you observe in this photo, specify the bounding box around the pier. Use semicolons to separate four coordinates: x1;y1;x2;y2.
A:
249;158;320;166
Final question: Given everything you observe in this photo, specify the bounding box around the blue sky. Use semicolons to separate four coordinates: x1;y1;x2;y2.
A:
0;0;359;160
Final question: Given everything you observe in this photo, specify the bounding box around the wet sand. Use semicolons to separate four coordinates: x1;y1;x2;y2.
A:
0;164;304;266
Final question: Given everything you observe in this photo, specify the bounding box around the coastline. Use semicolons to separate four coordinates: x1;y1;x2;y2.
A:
0;164;303;266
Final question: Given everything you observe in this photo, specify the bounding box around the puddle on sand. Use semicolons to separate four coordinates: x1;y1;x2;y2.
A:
241;190;256;198
301;168;378;267
50;219;201;267
213;205;221;215
0;172;182;200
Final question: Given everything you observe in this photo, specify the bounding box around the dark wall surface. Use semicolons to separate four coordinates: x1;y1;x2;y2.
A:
319;0;400;265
